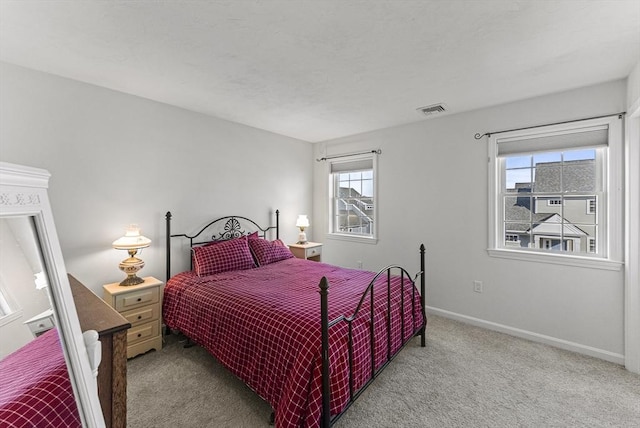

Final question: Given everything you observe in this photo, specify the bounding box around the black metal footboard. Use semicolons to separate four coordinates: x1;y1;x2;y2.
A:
319;244;426;427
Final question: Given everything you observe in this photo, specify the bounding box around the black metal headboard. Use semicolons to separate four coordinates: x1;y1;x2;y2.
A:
165;210;279;281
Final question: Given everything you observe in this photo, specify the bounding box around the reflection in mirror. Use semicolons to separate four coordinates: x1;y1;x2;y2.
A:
0;215;85;426
0;162;104;428
0;216;52;359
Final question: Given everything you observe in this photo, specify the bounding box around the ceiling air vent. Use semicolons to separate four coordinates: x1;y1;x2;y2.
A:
416;103;447;117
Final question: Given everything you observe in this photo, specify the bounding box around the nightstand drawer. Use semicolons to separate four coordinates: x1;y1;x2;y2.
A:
121;304;159;327
115;287;159;312
127;320;160;346
306;246;322;258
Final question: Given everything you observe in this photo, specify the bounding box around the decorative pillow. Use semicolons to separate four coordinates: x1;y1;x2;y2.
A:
248;234;294;266
272;239;287;247
192;235;256;276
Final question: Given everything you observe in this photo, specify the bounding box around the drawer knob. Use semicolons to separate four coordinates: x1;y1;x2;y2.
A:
137;333;142;338
137;315;142;320
37;323;45;328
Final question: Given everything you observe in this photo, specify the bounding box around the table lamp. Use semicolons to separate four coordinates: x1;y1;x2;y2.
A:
296;215;309;244
112;224;151;286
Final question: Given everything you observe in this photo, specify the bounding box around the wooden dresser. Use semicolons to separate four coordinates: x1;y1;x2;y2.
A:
69;275;131;428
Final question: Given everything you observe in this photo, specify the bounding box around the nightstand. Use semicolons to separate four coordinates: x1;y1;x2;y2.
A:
23;308;55;337
288;242;322;262
103;276;163;359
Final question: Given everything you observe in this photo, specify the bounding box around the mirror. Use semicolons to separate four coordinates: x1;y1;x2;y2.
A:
0;216;52;357
0;162;105;427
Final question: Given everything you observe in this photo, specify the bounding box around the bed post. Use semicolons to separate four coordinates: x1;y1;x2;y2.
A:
319;276;331;428
420;243;426;347
166;211;172;283
275;209;280;240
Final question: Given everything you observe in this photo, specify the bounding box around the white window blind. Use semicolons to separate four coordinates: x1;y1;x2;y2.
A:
330;158;374;173
496;126;608;156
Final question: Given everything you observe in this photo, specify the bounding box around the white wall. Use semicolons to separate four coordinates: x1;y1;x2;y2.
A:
625;60;640;373
627;61;640;106
313;80;627;362
0;62;313;296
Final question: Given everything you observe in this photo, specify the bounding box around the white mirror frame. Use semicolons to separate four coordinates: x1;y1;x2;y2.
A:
0;162;105;428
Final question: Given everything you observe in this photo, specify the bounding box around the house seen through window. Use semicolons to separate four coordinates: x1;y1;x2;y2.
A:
503;148;598;254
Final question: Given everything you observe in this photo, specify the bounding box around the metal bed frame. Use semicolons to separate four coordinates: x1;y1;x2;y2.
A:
165;210;426;427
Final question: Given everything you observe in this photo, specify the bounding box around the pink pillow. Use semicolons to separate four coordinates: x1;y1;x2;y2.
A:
248;234;294;266
192;235;256;276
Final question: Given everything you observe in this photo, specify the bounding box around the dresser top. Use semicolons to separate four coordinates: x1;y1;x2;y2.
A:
69;274;130;336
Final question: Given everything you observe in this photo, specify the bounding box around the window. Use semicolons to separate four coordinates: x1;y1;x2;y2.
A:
488;116;623;270
0;277;21;327
0;291;12;317
328;155;377;242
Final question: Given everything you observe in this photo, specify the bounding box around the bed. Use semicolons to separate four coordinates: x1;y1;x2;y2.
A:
0;328;82;428
163;211;426;427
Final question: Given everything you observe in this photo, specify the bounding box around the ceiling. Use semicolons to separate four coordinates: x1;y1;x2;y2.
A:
1;1;638;143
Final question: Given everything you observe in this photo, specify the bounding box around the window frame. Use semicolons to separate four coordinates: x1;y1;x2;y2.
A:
487;116;623;270
327;153;378;244
0;272;23;327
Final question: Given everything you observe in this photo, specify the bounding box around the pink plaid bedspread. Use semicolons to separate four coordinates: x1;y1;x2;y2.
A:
0;328;81;428
163;258;425;427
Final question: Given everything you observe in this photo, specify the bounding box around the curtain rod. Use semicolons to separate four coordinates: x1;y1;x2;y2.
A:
316;149;382;162
474;112;625;140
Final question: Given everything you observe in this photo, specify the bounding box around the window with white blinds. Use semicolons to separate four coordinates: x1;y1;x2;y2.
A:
487;116;623;270
328;155;377;242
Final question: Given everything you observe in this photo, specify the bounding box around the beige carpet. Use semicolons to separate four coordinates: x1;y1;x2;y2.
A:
127;315;640;427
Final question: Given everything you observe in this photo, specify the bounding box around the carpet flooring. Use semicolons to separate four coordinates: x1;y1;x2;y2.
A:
127;315;640;427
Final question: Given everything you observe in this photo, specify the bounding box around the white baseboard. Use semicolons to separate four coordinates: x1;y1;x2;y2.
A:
427;306;625;365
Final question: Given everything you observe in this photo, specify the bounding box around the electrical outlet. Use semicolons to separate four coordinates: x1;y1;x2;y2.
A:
357;260;363;269
473;280;483;293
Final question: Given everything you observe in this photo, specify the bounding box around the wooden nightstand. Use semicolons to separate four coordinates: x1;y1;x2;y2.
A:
103;276;163;359
288;242;322;262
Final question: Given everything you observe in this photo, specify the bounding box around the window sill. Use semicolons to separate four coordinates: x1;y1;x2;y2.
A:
0;309;23;327
327;233;378;245
487;248;623;271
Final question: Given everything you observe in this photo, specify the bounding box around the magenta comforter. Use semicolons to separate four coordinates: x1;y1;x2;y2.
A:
163;257;425;427
0;328;81;428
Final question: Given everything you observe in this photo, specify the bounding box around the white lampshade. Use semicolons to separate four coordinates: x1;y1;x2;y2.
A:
112;225;151;250
296;215;310;229
112;225;151;286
